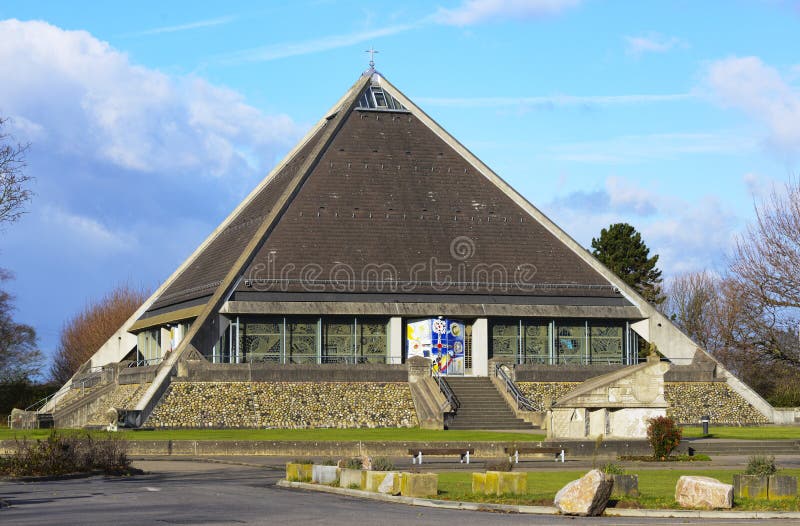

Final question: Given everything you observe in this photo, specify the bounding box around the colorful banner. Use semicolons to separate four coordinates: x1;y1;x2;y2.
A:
406;318;465;375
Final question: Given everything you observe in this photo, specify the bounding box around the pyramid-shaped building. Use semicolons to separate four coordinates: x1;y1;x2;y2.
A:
36;67;779;432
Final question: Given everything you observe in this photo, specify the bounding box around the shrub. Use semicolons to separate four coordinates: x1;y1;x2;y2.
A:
484;458;513;472
646;416;682;459
343;458;363;470
768;384;800;408
601;462;625;475
321;458;337;466
291;458;314;465
371;457;395;471
745;455;777;477
0;432;130;477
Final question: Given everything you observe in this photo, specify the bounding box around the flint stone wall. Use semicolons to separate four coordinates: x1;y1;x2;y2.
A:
517;381;768;424
146;381;418;429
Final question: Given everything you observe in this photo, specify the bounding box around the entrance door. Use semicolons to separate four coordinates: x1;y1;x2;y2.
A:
406;318;466;376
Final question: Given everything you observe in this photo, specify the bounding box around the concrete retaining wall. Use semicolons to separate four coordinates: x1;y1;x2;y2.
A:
179;361;407;383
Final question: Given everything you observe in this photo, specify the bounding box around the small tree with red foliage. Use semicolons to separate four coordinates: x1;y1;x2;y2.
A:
646;416;682;460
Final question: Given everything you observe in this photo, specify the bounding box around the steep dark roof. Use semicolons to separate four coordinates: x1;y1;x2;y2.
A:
238;106;617;298
148;125;328;312
145;74;622;316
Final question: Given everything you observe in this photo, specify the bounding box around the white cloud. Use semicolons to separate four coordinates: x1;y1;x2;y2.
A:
0;19;299;177
545;177;740;277
216;23;416;64
42;206;134;253
417;92;694;108
120;15;237;37
0;19;306;356
433;0;582;26
545;131;757;164
705;56;800;158
624;33;687;57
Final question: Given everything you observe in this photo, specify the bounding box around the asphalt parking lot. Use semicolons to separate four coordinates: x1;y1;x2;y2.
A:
0;458;784;525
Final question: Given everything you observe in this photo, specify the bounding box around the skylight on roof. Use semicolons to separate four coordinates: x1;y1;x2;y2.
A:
357;86;408;112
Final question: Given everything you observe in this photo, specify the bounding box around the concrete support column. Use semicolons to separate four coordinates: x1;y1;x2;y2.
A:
472;318;488;376
389;317;403;364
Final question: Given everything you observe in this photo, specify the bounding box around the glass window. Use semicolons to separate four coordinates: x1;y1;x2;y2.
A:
358;318;388;364
136;328;161;363
241;317;283;364
490;321;519;359
589;323;624;364
287;319;318;364
522;321;549;364
323;319;354;364
555;324;585;364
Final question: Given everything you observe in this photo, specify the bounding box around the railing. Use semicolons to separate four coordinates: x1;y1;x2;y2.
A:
431;367;460;413
495;363;537;412
243;354;403;365
24;383;71;413
127;358;163;368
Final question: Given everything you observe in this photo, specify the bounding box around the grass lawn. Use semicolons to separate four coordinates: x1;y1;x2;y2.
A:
682;426;800;440
437;468;800;511
0;427;545;443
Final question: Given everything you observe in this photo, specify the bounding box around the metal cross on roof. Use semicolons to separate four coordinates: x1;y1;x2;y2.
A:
365;47;379;69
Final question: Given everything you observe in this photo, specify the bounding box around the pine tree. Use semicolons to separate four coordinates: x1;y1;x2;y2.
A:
591;223;665;304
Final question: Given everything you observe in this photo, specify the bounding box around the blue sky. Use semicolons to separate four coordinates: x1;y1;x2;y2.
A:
0;0;799;364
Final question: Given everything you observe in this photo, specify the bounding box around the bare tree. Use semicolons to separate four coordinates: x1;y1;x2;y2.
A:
730;178;800;366
50;284;149;384
0;116;32;226
663;270;720;351
0;269;41;382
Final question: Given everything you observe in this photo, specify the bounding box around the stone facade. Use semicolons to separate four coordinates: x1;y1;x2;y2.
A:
146;381;418;429
516;382;581;412
86;383;151;426
517;381;768;425
665;382;768;425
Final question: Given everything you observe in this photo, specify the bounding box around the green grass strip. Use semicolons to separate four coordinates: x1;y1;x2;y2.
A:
0;428;545;442
682;426;800;440
438;468;800;511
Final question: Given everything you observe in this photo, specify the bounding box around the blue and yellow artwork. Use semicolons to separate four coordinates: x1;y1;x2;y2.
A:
407;318;465;375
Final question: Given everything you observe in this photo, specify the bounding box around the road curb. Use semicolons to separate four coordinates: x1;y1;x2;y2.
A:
277;480;800;520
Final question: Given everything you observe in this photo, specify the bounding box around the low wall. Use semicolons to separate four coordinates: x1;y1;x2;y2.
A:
118;366;158;385
514;363;718;383
517;381;769;425
179;362;408;383
146;381;418;429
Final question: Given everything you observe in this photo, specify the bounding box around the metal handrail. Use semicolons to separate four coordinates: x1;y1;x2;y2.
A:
431;367;460;413
495;363;536;412
24;383;70;412
128;358;163;367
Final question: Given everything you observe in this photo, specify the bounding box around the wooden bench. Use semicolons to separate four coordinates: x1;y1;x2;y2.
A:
504;447;567;463
408;448;474;465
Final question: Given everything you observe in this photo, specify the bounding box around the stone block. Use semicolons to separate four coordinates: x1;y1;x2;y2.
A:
339;468;366;490
496;472;527;496
471;473;486;494
286;463;312;482
610;474;639;498
312;465;340;485
769;475;798;500
554;469;614;517
675;476;733;509
733;474;768;500
400;473;438;498
366;471;400;494
484;471;500;496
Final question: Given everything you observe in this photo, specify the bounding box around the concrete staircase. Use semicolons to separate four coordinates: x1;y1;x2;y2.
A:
444;376;537;430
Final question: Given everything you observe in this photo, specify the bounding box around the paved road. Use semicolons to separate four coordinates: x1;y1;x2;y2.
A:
0;460;786;525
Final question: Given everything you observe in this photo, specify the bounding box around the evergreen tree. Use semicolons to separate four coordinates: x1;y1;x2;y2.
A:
591;222;665;304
